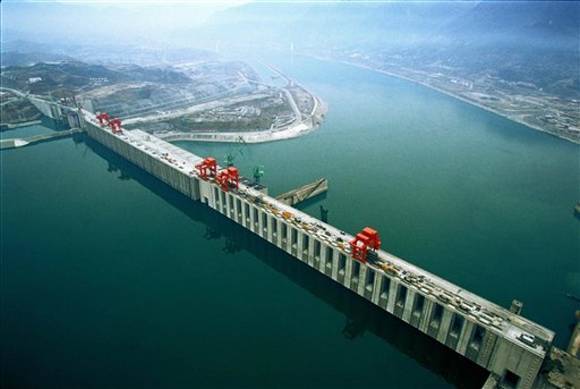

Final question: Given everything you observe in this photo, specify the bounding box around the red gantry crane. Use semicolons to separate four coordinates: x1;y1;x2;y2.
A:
195;157;218;180
350;227;381;263
108;118;123;134
96;112;110;126
216;166;240;192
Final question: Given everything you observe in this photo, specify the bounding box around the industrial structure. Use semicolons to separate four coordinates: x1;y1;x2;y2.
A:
80;110;558;389
0;128;83;150
276;177;328;206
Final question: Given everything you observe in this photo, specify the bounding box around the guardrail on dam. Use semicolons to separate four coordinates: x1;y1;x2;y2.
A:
81;110;555;389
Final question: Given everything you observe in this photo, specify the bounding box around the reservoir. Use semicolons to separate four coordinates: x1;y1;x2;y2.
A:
1;57;578;388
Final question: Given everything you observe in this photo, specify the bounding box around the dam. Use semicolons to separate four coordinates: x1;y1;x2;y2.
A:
79;109;557;389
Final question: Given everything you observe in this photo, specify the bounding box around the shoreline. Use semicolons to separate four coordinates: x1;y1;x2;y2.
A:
154;70;328;145
307;55;579;145
157;95;327;144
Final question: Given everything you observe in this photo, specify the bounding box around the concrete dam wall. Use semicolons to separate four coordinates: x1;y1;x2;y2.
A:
82;113;555;389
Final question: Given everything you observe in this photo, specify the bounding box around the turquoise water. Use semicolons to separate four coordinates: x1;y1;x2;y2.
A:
1;117;69;139
1;57;578;388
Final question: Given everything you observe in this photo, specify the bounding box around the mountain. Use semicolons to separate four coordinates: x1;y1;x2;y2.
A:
201;1;579;52
0;60;191;95
440;0;580;50
198;1;579;98
1;51;74;67
203;2;476;49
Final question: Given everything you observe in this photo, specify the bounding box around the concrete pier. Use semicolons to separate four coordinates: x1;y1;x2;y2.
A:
0;138;30;150
81;111;556;389
276;178;328;206
0;128;84;150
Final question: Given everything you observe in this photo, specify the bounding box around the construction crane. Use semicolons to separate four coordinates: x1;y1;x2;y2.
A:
108;118;122;134
225;153;236;167
253;165;264;185
96;112;110;126
195;157;217;180
349;227;381;263
216;166;240;192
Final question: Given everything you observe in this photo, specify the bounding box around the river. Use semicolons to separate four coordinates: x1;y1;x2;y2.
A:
1;56;578;388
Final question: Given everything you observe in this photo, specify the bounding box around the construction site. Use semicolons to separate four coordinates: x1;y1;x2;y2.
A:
1;59;326;144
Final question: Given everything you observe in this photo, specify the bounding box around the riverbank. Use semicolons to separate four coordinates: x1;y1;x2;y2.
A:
307;55;579;145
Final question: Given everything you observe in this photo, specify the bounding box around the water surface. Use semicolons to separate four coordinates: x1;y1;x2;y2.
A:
2;56;578;389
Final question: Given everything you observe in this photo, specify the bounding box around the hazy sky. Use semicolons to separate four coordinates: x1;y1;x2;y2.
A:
1;0;251;46
3;1;578;53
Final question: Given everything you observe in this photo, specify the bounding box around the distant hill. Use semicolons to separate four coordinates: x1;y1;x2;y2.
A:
199;1;579;98
440;0;580;50
205;2;475;48
1;51;74;67
0;60;191;96
205;1;579;51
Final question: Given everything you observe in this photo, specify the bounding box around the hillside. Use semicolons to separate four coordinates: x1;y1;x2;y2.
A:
0;61;191;97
